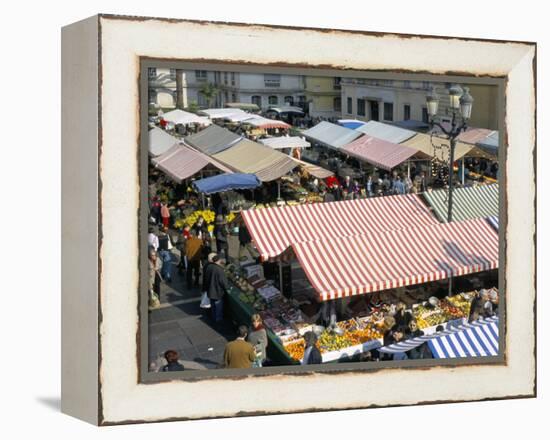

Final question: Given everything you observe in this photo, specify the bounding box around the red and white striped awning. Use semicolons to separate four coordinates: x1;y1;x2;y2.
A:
242;194;439;261
293;217;499;301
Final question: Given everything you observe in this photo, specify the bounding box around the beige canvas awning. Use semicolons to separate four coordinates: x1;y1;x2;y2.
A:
213;139;298;182
400;133;473;162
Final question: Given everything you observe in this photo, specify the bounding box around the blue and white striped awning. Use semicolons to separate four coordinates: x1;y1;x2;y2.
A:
428;317;499;358
487;216;499;231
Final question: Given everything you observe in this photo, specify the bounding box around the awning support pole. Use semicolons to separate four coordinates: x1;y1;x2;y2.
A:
407;161;411;179
461;158;465;185
278;180;281;199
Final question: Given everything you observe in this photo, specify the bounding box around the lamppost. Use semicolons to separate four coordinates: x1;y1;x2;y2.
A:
425;84;474;295
425;84;474;222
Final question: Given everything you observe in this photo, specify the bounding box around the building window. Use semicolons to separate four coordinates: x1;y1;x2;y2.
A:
403;104;411;121
231;72;235;86
384;102;394;121
382;79;393;87
251;95;262;107
231;93;237;102
347;97;353;114
224;72;228;85
268;95;278;105
284;96;294;105
422;81;431;90
357;98;366;116
197;93;208;107
297;95;306;106
333;77;342;90
404;80;411;89
148;68;157;80
264;74;281;88
169;69;177;80
333;97;342;112
422;107;429;123
195;70;208;81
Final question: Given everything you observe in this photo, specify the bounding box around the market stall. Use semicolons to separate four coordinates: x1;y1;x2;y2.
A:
242;194;439;261
161;109;211;126
259;136;311;150
151;143;233;183
184;124;242;155
487;215;499;231
355;120;416;144
422;183;499;223
428;316;499;358
302;121;363;150
340;134;423;171
193;173;261;195
148;127;179;157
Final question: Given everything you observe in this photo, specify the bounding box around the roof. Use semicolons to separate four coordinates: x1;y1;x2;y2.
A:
161;109;211;126
184;125;242;155
293;217;498;301
292;158;334;179
340;134;418;171
379;316;498;355
212;139;298;182
148;127;179;157
400;133;473;162
476;131;499;156
193;173;260;194
259;136;311;149
151;144;233;183
392;120;430;130
302;121;363;149
355;120;416;144
242;194;439;261
241;116;291;129
422;183;499;223
428;316;499;358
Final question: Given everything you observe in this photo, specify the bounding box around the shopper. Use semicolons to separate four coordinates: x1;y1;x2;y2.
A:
185;229;203;289
160;350;184;372
223;325;256;369
148;246;162;309
204;254;230;324
148;227;159;251
247;314;268;367
214;215;229;261
160;201;170;228
302;331;322;365
238;221;256;261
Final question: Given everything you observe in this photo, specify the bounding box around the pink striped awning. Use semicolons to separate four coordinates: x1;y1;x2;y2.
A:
151;143;233;183
242;194;439;261
341;134;419;170
293;217;499;301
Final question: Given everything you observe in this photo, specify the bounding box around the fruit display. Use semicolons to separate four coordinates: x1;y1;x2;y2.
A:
284;339;306;361
317;331;354;353
445;294;473;317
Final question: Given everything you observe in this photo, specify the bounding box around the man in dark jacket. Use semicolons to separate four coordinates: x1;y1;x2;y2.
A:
204;255;230;323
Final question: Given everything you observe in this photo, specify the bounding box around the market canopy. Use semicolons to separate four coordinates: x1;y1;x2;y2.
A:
337;119;366;130
392;120;430;131
148;127;180;157
302;121;363;150
161;109;211;126
487;215;499;231
259;136;311;149
400;133;473;162
199;108;248;119
292;158;334;179
293;217;498;301
184;124;242;155
355;120;416;144
476;131;499;156
151;144;233;184
340;134;420;171
212;139;298;182
225;102;260;111
193;173;261;195
428;316;499;358
457;127;495;144
266;106;304;114
241;116;291;129
422;183;499;223
242;194;439;260
379;316;498;355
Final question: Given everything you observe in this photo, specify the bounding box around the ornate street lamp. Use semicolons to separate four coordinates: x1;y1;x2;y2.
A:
426;84;474;295
425;84;474;223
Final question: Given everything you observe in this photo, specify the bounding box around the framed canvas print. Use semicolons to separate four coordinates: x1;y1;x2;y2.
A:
61;14;536;425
